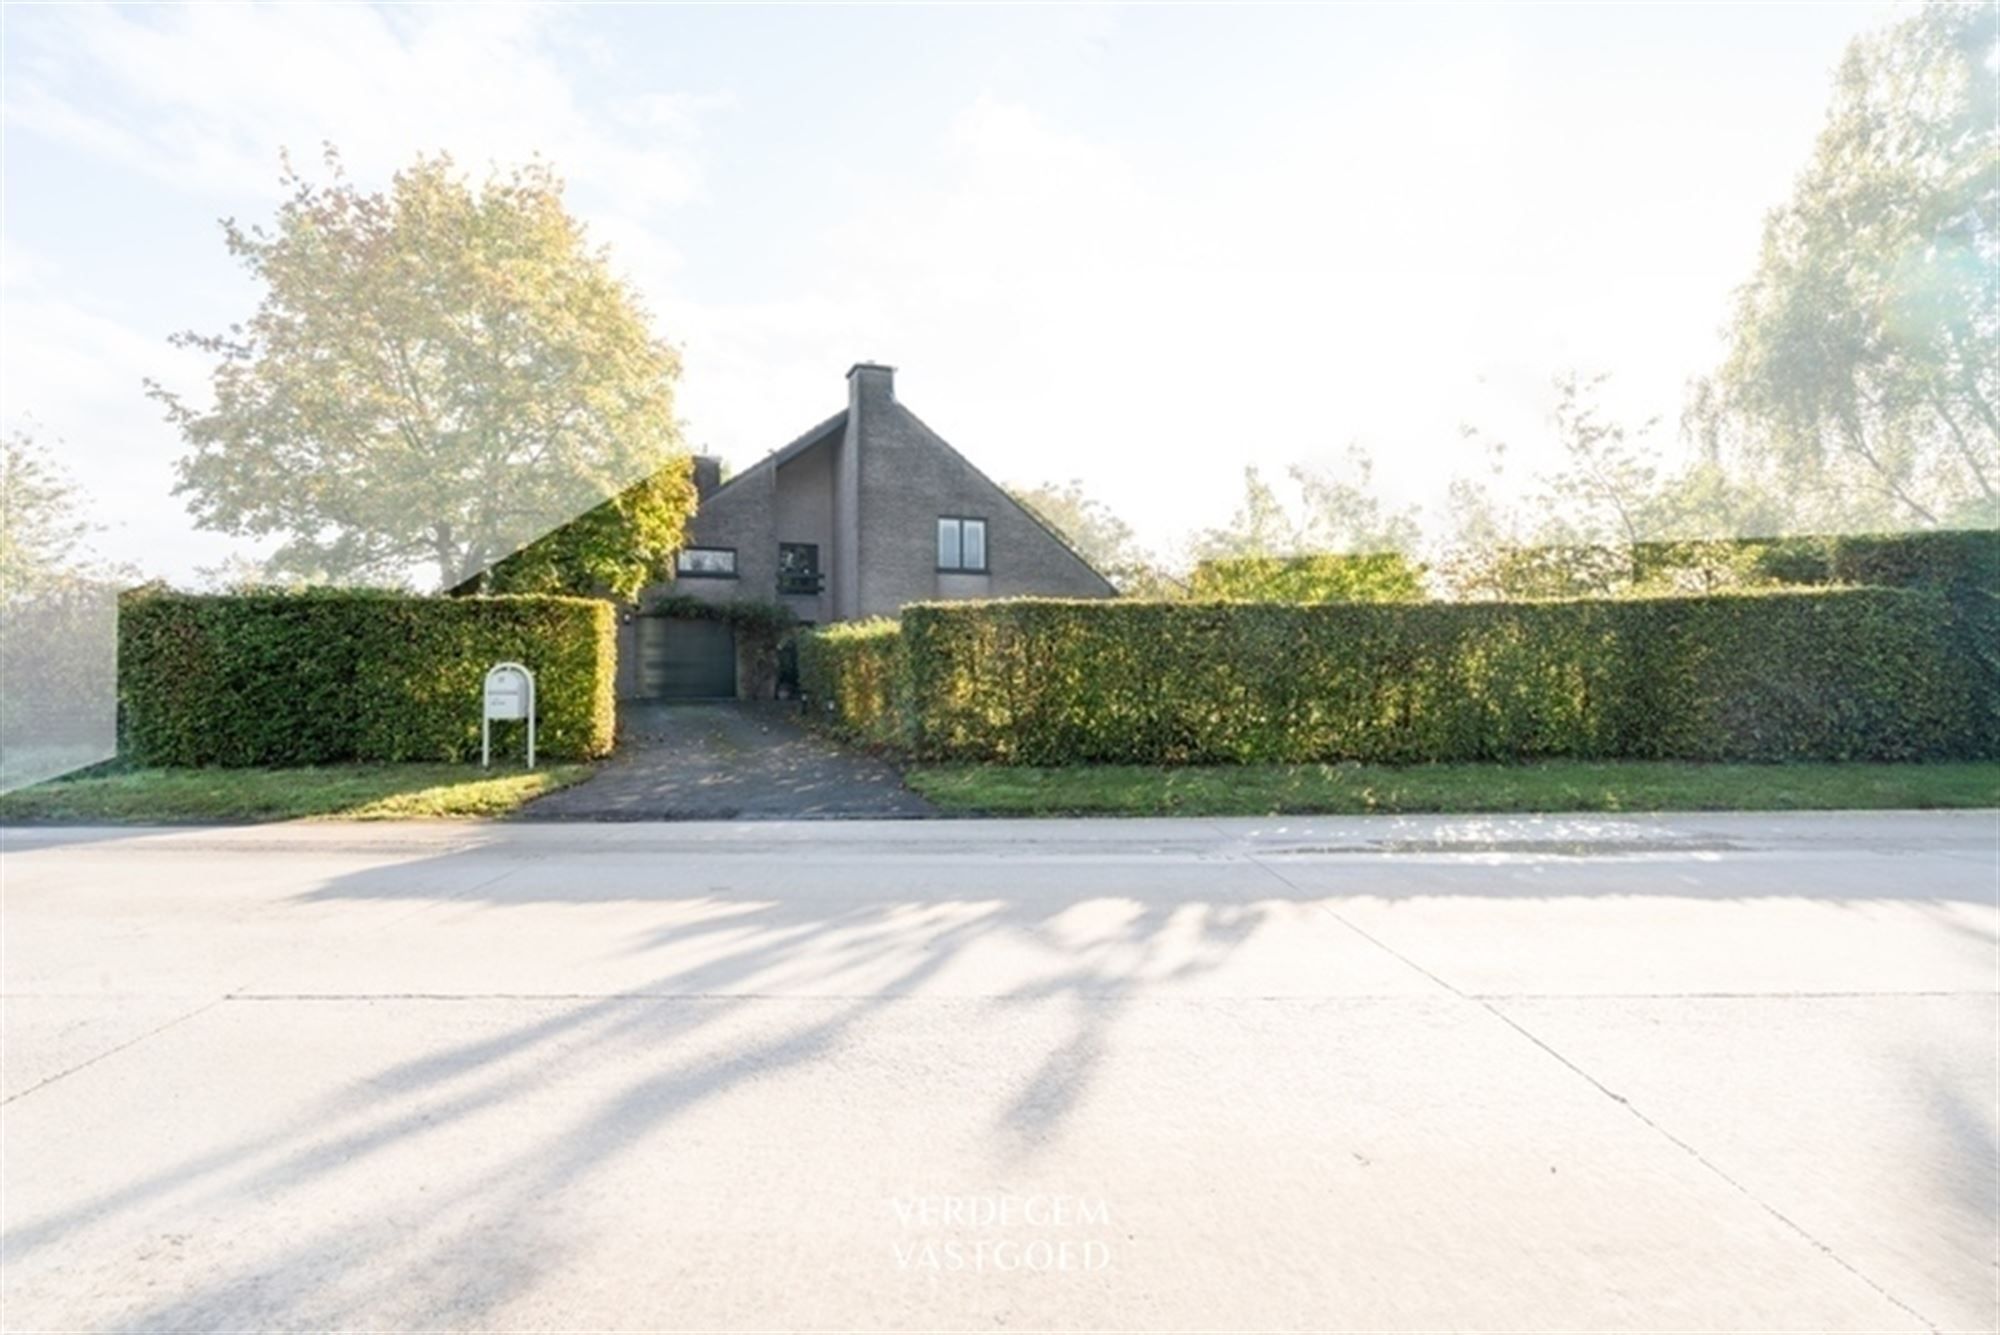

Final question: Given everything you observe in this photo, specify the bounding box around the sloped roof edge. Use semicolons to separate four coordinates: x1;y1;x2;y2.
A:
698;408;848;505
892;403;1120;597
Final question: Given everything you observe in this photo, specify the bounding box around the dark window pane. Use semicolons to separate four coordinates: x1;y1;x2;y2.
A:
778;543;822;593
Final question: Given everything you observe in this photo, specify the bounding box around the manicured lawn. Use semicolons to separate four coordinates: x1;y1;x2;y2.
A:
905;760;2000;817
0;762;595;823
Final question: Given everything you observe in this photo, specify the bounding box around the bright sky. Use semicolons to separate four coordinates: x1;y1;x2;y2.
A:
1;1;1901;581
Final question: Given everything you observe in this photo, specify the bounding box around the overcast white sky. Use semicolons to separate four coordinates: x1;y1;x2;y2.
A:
1;2;1900;581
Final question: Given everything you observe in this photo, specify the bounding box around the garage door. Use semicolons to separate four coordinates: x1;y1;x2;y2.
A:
636;616;736;699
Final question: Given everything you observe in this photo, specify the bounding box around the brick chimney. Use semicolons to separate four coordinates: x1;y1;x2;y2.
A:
691;454;724;500
847;361;895;414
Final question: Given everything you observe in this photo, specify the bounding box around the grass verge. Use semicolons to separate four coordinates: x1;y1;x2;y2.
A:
905;760;2000;817
0;762;595;823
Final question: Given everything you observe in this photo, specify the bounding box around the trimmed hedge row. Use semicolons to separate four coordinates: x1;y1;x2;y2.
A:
1629;529;1999;593
118;589;616;766
1187;553;1425;603
796;618;905;745
803;591;1995;765
1949;587;2000;749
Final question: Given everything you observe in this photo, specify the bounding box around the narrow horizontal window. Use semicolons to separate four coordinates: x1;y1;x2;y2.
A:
675;547;737;577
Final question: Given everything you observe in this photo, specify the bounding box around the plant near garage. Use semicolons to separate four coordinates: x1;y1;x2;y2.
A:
796;619;905;745
471;465;696;600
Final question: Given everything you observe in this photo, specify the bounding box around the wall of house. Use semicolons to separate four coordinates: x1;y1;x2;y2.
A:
615;366;1113;696
618;458;778;699
849;367;1116;618
834;402;863;621
773;435;836;625
632;460;779;612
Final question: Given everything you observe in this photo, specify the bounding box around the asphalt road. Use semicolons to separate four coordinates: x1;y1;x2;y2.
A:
2;813;1995;1331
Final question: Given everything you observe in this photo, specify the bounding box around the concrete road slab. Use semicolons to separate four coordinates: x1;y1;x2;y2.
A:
251;854;1439;1001
1493;993;1999;1333
1;995;216;1102
2;841;515;996
1258;844;1997;996
0;996;1927;1332
2;836;524;1096
1;813;1992;1329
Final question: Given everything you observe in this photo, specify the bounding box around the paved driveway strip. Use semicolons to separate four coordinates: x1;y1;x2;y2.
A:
519;701;934;820
2;812;1994;1330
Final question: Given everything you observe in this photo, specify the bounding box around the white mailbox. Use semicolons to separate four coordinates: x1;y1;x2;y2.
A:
481;662;536;768
485;674;527;720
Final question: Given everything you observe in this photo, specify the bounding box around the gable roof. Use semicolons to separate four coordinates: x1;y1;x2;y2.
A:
461;368;1121;599
697;394;1116;594
697;409;846;506
893;402;1119;596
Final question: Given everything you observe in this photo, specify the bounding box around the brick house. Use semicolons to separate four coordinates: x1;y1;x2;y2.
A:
622;363;1115;699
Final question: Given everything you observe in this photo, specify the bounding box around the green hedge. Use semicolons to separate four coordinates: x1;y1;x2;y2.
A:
796;618;905;745
1187;553;1425;602
1630;530;1999;593
1948;587;2000;754
118;589;616;766
1827;531;2000;591
803;591;1992;765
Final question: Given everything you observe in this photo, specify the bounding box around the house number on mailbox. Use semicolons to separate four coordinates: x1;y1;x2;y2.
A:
482;662;536;769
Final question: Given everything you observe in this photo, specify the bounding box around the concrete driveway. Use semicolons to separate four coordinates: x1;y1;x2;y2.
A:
2;812;1995;1331
519;700;934;820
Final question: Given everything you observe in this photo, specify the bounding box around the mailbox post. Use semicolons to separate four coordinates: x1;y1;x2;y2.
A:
482;662;536;769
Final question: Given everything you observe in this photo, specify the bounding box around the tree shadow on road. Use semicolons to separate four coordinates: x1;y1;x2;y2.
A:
5;841;1285;1326
9;820;1994;1327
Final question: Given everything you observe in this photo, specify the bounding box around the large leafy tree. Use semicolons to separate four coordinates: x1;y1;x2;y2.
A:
1441;374;1713;598
1436;415;1634;601
1289;450;1423;557
1538;372;1662;552
1711;1;1998;527
1006;478;1138;572
0;427;124;787
1006;477;1171;594
151;147;695;592
1192;448;1420;563
1;427;96;597
1190;466;1296;561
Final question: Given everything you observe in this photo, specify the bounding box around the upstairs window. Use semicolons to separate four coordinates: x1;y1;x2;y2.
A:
778;542;823;595
675;547;737;578
937;517;988;572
